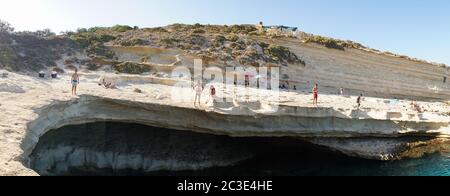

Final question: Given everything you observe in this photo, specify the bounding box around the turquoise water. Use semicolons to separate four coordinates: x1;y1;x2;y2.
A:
150;140;450;176
153;150;450;176
215;152;450;176
69;152;450;176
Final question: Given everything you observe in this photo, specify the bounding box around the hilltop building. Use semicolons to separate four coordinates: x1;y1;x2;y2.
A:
256;22;300;37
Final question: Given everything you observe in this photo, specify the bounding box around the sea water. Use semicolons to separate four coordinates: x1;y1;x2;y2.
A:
152;145;450;176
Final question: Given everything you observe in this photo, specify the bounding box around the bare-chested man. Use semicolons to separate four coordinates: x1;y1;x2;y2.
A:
71;69;80;95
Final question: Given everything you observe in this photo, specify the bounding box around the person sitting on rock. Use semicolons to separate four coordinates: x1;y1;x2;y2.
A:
413;101;423;113
98;77;117;89
104;82;117;89
205;85;217;105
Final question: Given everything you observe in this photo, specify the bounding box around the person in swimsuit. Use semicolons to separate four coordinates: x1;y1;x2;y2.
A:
193;80;203;107
71;69;80;95
205;85;216;105
312;84;319;107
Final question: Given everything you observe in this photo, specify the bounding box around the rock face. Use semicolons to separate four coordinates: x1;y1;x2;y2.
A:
277;40;450;100
30;122;254;176
106;41;450;100
0;82;25;93
22;94;450;170
310;137;450;160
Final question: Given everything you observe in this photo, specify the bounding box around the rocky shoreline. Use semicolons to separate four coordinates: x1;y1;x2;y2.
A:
1;23;450;176
0;70;449;175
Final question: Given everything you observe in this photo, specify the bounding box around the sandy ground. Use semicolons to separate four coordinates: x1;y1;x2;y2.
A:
1;69;450;175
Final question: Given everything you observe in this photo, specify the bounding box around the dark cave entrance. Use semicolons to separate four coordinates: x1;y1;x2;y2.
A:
30;121;353;176
30;122;450;176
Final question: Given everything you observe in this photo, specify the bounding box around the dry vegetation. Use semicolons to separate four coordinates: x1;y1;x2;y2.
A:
0;20;75;71
66;23;306;70
0;19;447;73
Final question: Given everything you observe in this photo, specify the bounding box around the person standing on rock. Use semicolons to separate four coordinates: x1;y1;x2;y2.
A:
71;69;80;96
194;80;203;107
357;94;363;109
312;84;319;107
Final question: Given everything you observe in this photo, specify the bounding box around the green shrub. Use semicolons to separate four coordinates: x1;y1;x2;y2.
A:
68;31;117;57
30;29;56;38
111;25;133;32
192;29;206;34
226;25;257;34
88;27;107;33
69;34;90;48
114;62;152;74
0;19;14;33
140;56;150;63
204;25;223;33
341;41;364;49
0;43;18;70
144;27;168;33
119;38;147;46
160;38;179;46
304;35;365;51
226;34;239;42
324;40;344;50
77;28;88;33
193;23;204;28
86;42;115;58
96;34;116;43
266;45;305;65
304;35;345;50
214;35;227;44
86;63;102;71
169;23;185;31
189;34;207;46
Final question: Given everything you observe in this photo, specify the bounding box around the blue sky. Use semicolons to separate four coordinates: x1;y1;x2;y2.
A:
1;0;449;65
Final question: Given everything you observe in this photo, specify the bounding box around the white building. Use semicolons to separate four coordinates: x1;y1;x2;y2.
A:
256;22;300;37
